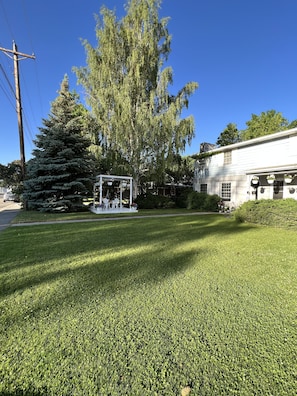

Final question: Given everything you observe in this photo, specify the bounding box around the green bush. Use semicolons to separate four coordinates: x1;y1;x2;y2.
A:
203;194;221;211
135;190;221;211
174;187;193;208
186;191;207;209
234;199;297;228
135;192;175;209
186;191;221;211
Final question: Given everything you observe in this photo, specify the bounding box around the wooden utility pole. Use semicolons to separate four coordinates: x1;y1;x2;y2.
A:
0;41;35;180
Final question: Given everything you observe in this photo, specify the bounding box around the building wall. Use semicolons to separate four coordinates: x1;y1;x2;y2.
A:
194;129;297;208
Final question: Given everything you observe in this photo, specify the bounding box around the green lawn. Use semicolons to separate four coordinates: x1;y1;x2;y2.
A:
11;207;194;224
0;214;296;395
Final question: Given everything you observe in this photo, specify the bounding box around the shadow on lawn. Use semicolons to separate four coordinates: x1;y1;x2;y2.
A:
0;215;256;315
0;389;48;396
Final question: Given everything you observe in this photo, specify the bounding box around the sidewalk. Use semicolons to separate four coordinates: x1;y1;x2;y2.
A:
0;202;215;232
0;202;21;232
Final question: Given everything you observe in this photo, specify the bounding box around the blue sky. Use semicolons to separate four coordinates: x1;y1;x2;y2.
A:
1;0;297;165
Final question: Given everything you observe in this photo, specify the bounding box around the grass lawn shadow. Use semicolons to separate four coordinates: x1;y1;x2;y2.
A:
0;215;256;323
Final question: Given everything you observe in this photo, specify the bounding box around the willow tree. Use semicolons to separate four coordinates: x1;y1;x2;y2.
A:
74;0;198;196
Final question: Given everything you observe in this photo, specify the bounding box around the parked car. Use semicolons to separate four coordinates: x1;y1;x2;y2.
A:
3;191;16;202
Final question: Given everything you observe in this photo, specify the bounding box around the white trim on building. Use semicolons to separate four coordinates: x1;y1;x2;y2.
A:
194;127;297;208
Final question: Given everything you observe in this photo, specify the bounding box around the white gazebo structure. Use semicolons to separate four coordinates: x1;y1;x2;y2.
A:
90;174;138;214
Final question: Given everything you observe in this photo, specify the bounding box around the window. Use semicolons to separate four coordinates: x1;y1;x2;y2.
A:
200;184;207;193
224;151;232;165
221;182;231;201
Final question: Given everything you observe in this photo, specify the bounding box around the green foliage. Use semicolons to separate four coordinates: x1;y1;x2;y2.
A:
288;119;297;129
186;191;220;211
74;0;198;195
23;76;95;213
241;110;289;141
203;193;221;211
165;155;195;186
186;191;207;209
135;192;175;209
234;199;297;228
216;123;240;147
174;187;193;208
0;161;23;198
134;188;219;211
0;215;296;394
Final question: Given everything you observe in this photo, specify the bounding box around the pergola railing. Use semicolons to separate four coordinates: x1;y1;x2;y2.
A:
93;174;133;211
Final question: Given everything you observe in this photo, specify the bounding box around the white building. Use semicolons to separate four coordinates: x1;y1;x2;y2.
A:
194;127;297;208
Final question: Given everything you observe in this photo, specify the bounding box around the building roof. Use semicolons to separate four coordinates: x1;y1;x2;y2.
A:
198;127;297;155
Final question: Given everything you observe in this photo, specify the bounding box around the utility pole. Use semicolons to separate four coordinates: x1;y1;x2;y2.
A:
0;41;35;180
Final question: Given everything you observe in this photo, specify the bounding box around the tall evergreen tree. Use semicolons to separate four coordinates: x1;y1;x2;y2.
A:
74;0;198;196
216;123;240;147
23;75;95;212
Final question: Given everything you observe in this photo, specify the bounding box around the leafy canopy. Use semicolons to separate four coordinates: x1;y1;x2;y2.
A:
241;110;289;141
74;0;198;195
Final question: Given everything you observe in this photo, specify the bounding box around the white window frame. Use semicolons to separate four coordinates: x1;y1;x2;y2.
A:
224;151;232;165
221;182;231;201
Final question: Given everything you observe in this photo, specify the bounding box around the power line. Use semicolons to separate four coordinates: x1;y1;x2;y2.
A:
0;61;16;109
19;0;44;116
0;0;41;151
0;80;15;109
0;42;35;180
0;0;15;40
0;62;15;97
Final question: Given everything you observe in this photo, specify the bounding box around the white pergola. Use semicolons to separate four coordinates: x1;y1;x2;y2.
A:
91;174;137;214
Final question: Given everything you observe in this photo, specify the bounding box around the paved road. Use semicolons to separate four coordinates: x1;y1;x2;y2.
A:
0;200;21;232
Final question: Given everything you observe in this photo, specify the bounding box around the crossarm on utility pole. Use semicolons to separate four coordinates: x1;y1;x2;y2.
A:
0;42;35;181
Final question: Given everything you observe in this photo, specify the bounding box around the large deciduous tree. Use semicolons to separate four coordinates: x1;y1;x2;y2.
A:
241;110;289;141
288;119;297;129
0;161;22;189
23;75;95;212
74;0;198;196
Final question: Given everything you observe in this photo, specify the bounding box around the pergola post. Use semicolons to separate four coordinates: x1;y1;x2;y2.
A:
92;175;136;214
99;175;103;205
129;179;133;207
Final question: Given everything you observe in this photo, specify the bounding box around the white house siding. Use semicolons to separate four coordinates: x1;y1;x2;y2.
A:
194;128;297;208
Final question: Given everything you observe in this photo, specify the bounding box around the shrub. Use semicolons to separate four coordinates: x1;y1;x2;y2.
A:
174;187;193;208
135;193;175;209
234;199;297;228
203;194;221;211
135;190;221;211
186;191;220;211
186;191;207;209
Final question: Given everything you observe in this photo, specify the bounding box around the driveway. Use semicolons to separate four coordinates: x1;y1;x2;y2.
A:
0;200;21;232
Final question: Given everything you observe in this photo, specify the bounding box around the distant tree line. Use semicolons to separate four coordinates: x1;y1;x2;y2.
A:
216;110;297;147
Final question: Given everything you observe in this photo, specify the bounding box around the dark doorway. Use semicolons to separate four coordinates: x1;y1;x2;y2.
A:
273;181;283;199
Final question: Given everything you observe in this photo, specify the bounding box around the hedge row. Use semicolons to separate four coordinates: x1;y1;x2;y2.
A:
135;190;221;212
234;199;297;229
